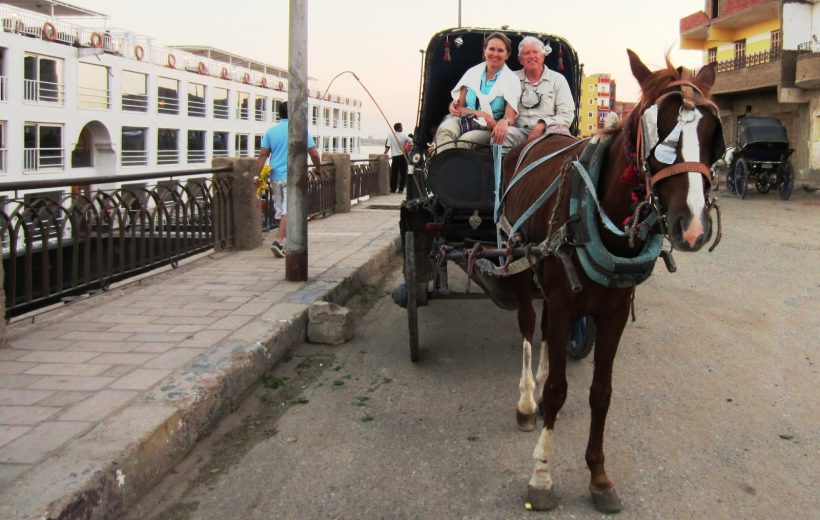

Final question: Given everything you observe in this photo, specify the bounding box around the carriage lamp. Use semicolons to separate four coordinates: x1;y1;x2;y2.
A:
410;151;422;164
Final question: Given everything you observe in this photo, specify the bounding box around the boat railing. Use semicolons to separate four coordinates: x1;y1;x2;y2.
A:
213;101;230;119
24;148;65;172
157;150;180;165
187;150;207;164
212;150;229;158
77;85;110;110
121;150;149;167
122;93;148;112
23;79;64;104
235;106;250;120
0;148;6;173
187;98;207;117
157;94;180;115
0;76;6;102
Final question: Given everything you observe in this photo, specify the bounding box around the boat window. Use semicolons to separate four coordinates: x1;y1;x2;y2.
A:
0;121;5;173
0;50;6;102
122;71;147;112
187;130;206;163
312;106;319;126
24;123;64;171
254;97;267;122
121;127;147;167
236;92;249;120
213;131;229;158
23;54;64;104
323;107;330;127
78;62;109;110
157;128;179;164
332;108;340;128
188;83;206;117
272;99;282;122
235;133;249;157
213;88;229;119
157;77;179;115
253;135;262;155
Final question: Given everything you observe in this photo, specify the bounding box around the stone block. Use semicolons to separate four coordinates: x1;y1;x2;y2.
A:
307;301;354;345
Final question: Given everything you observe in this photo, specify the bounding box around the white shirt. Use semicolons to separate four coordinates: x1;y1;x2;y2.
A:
513;67;575;130
385;131;412;157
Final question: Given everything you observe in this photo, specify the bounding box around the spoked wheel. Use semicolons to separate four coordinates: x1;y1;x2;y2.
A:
734;160;748;199
567;316;596;360
756;175;771;193
404;231;420;362
778;162;794;201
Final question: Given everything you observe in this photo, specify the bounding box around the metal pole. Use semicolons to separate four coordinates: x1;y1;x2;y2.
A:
286;0;308;281
458;0;461;28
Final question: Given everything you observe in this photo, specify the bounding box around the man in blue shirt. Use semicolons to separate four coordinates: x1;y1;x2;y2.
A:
256;102;323;257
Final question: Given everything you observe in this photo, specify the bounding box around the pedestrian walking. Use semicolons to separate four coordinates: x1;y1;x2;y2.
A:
256;102;323;257
384;123;412;193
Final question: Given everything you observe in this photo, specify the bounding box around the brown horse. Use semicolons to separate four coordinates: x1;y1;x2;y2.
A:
500;50;722;513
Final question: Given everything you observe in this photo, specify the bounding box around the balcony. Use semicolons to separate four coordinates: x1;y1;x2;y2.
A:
711;48;783;95
795;42;820;89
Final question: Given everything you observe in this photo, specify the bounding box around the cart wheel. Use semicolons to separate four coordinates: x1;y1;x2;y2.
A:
404;231;420;362
778;162;794;201
567;316;595;360
734;160;748;199
756;175;771;194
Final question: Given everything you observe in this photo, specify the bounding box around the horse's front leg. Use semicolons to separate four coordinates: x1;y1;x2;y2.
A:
514;273;537;432
585;304;630;514
526;304;570;511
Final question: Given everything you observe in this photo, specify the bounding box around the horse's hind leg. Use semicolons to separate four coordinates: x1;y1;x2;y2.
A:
585;308;629;514
526;306;570;511
514;273;537;432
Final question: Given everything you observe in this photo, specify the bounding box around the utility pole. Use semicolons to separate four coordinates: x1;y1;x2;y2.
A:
286;0;308;281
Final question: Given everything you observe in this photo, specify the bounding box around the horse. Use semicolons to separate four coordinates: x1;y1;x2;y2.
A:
499;50;722;513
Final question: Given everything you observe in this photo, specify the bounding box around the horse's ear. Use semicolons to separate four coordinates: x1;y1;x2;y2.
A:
627;49;652;86
695;62;716;92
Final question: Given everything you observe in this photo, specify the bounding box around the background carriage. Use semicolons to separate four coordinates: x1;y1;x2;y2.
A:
727;115;794;200
391;28;593;361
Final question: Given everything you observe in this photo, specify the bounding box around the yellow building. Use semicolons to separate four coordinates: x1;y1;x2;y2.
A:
578;74;614;138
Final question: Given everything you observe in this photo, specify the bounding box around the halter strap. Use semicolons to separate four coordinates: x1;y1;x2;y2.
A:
649;161;713;188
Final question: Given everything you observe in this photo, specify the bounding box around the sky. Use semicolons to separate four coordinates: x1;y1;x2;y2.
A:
69;0;707;138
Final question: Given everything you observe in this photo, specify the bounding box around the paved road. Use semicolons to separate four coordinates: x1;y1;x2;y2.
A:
129;190;820;520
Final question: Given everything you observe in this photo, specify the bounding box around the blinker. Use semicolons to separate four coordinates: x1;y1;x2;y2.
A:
641;106;699;166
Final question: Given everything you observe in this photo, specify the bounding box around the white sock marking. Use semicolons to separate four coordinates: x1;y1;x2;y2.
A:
529;427;554;489
518;339;536;415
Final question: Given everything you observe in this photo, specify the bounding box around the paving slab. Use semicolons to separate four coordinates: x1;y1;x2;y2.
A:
0;194;403;520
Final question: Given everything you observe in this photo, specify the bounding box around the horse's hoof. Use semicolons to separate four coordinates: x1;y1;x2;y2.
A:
590;486;622;514
526;485;558;511
516;409;536;432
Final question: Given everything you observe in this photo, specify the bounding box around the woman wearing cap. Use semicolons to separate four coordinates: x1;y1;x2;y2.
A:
434;32;521;152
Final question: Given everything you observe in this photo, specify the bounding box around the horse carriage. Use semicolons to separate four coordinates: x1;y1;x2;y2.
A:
392;26;724;513
726;115;794;200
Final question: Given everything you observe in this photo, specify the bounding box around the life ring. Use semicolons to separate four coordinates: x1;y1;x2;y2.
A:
278;81;284;90
345;98;349;105
243;72;250;84
336;95;340;103
90;31;103;48
134;45;144;61
167;54;176;68
42;22;57;42
316;90;322;99
198;62;207;75
261;77;267;88
221;67;229;80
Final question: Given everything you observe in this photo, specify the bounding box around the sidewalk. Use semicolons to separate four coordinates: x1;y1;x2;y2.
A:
0;194;404;520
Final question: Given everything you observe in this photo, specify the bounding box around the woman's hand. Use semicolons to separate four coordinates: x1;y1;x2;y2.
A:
491;118;510;144
449;100;462;116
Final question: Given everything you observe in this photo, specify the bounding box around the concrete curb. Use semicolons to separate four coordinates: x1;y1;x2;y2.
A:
0;234;401;520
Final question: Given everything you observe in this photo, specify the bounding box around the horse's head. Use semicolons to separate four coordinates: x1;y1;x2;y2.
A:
628;50;724;252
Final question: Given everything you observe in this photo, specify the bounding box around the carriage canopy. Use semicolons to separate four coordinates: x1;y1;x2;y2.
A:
736;116;789;150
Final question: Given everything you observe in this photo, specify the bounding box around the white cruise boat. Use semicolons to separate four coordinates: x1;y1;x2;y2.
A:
0;0;362;186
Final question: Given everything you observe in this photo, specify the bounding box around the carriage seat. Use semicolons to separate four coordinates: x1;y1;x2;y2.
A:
428;147;495;211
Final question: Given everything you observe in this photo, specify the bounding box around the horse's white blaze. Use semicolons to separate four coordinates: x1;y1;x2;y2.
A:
518;339;536;415
681;109;707;247
534;340;548;402
528;427;554;489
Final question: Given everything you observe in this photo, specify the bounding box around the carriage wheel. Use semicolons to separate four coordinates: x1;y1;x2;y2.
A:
733;160;748;199
756;175;771;194
404;231;420;362
567;316;595;360
778;162;794;201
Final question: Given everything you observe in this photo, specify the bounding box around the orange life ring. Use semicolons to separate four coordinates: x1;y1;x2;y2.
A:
345;98;350;104
198;62;207;74
316;90;322;98
336;95;340;103
42;22;57;41
278;81;284;90
243;72;250;84
167;54;176;68
90;31;103;48
221;67;229;80
261;77;268;88
134;44;144;61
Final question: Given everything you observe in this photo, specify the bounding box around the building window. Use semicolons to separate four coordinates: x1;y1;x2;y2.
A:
707;47;717;64
157;128;179;164
235;133;249;157
770;30;782;55
312;106;319;125
0;121;5;172
587;124;593;131
734;39;746;65
254;135;262;156
188;83;206;117
157;77;179;115
272;99;282;122
254;97;267;121
24;123;63;171
213;87;229;119
122;70;147;111
77;62;109;109
587;111;593;118
213;131;229;157
0;49;6;102
187;130;206;163
236;92;249;120
332;108;340;128
323;107;330;126
121;127;147;166
23;53;63;104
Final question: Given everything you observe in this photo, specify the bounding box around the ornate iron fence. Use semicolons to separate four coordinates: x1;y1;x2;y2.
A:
715;48;781;72
0;167;232;317
350;159;379;200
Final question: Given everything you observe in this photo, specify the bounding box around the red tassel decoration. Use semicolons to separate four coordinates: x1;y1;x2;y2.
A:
619;164;639;184
444;36;451;61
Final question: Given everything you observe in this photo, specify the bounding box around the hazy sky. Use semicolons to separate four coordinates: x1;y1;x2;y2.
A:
71;0;707;137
